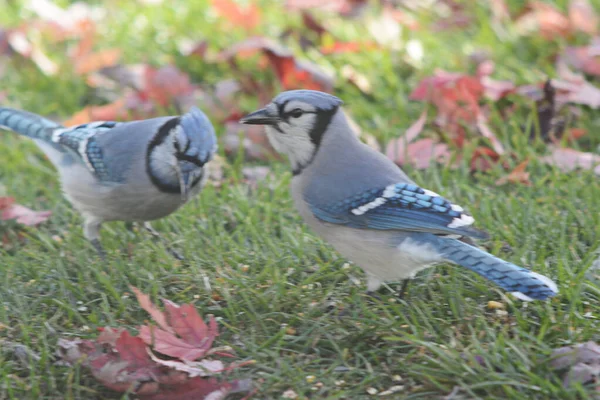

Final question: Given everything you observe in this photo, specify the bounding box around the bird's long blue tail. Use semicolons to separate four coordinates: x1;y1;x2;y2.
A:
430;235;558;300
0;107;63;141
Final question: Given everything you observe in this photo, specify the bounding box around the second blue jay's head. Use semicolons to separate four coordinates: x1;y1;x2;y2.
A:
148;107;217;197
240;90;343;174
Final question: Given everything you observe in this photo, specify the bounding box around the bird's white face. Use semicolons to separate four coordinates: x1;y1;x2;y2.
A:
240;89;343;174
263;100;319;172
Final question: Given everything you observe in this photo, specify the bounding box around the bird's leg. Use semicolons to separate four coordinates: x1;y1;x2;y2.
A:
397;279;410;299
365;275;385;301
124;222;135;232
143;222;184;260
84;218;105;260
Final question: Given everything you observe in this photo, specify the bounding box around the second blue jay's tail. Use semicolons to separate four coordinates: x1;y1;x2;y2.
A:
430;235;558;301
0;107;63;141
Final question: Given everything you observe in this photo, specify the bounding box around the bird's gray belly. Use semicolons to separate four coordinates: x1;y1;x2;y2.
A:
291;180;442;282
59;165;189;222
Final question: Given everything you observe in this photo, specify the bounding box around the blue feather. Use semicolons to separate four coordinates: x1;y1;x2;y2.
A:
309;182;488;238
418;233;558;300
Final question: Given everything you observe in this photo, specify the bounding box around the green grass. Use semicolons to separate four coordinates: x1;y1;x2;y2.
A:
1;1;600;399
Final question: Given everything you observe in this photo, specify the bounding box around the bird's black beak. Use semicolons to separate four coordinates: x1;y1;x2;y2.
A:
239;108;280;125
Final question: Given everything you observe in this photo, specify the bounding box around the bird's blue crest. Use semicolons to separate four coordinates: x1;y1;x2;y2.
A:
177;107;217;164
273;90;343;111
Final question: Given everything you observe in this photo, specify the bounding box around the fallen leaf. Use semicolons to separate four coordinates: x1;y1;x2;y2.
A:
132;287;174;334
285;0;368;18
57;288;253;398
367;10;403;50
562;40;600;78
569;0;598;35
218;37;334;91
211;0;261;31
551;341;600;388
495;160;531;186
541;147;600;175
552;78;600;109
27;0;97;34
63;99;127;126
340;65;372;94
410;70;483;124
320;41;377;55
386;110;448;170
242;166;271;186
470;147;501;172
302;11;327;38
515;2;571;39
431;0;473;32
387;137;450;170
490;0;510;23
142;377;252;400
143;65;196;108
163;300;218;352
476;113;505;155
399;110;428;146
5;29;58;75
75;48;121;75
138;318;216;362
480;76;516;101
0;198;51;226
148;350;224;377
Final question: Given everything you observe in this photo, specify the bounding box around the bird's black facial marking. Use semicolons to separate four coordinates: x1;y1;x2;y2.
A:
308;108;336;147
176;153;206;168
147;117;202;194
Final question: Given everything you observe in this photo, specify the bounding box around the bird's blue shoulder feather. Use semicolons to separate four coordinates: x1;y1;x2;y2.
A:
309;182;487;239
51;121;122;182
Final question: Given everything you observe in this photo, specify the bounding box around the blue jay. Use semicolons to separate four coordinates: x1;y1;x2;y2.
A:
240;90;558;301
0;106;217;257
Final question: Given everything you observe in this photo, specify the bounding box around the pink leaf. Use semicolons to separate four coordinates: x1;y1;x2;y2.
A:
476;113;505;155
131;287;174;334
384;110;427;161
541;148;600;175
139;326;209;361
163;300;217;350
1;203;51;226
148;350;225;377
386;138;450;170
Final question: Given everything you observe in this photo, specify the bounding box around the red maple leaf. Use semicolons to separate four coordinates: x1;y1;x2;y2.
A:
218;37;333;92
57;288;253;399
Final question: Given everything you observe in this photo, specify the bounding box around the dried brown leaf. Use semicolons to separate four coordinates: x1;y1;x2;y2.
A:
495;160;531;186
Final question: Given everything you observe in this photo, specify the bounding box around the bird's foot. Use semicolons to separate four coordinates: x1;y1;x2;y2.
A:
396;280;410;299
91;239;106;260
143;222;185;261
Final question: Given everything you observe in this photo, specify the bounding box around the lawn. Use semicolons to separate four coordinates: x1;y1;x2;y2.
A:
1;0;600;399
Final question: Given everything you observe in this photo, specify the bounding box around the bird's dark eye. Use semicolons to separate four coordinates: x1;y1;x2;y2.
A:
289;108;304;118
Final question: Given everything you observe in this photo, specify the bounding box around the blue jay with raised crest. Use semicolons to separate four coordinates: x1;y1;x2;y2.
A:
240;90;558;301
0;106;217;257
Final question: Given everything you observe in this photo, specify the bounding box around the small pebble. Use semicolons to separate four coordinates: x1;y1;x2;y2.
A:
367;387;378;395
495;309;508;317
282;389;298;399
305;375;316;383
379;385;405;396
487;301;504;310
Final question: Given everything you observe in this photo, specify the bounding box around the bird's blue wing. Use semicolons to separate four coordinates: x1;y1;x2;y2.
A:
309;182;487;238
50;121;123;182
